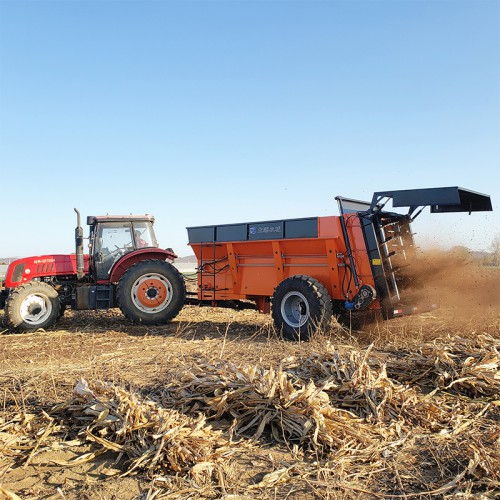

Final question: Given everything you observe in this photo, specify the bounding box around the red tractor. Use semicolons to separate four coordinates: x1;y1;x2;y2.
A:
0;210;186;331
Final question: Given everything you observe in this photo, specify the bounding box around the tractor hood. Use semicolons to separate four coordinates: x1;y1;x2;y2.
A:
3;254;90;288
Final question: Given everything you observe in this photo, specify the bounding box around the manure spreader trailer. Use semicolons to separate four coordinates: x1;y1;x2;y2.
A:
186;187;492;339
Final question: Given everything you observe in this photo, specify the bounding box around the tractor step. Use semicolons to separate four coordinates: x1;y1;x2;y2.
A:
74;285;115;310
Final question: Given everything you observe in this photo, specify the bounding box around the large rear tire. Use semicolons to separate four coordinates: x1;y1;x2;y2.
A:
271;275;332;341
5;281;61;331
117;260;186;325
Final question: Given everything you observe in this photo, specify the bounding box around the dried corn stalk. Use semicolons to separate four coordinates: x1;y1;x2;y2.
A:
0;411;62;463
282;344;443;427
0;379;230;481
164;360;392;454
379;335;500;397
52;378;230;477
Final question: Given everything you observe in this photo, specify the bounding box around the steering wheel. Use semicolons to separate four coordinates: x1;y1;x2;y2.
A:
110;245;125;258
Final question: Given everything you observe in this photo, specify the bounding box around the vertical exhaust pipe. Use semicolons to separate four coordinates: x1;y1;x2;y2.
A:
74;208;85;280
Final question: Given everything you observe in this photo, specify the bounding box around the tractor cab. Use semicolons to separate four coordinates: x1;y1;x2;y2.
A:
86;215;159;280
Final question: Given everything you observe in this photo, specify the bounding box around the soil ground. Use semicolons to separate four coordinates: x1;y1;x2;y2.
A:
0;265;499;499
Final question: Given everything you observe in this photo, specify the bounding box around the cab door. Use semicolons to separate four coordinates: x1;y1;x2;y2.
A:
93;223;134;280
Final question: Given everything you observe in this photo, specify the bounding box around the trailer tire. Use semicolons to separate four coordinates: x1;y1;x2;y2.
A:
117;260;186;325
272;275;332;341
5;281;61;332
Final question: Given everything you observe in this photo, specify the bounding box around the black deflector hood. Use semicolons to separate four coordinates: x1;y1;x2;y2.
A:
370;187;492;214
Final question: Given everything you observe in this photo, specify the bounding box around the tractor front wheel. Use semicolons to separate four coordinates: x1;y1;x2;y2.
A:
271;275;332;341
117;260;186;325
5;281;61;331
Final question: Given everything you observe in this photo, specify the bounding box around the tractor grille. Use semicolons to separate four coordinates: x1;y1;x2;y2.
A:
36;262;56;274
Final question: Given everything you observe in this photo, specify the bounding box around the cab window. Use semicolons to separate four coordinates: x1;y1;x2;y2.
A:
132;222;157;249
99;224;134;254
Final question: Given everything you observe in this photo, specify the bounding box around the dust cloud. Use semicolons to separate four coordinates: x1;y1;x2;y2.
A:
398;248;500;317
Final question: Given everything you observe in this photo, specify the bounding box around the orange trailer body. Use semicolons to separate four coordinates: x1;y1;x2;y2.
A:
189;215;376;312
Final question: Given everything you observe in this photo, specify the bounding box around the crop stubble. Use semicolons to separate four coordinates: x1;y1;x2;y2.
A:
0;259;499;499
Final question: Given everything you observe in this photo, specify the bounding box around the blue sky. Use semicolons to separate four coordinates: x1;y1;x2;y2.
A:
0;0;499;257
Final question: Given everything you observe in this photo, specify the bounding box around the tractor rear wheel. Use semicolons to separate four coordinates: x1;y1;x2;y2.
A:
5;281;61;331
271;275;332;341
117;260;186;325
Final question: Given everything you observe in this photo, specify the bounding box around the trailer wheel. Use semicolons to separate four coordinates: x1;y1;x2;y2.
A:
117;260;186;325
271;275;332;341
5;281;61;331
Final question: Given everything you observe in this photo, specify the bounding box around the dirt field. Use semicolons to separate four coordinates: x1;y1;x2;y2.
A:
0;265;499;499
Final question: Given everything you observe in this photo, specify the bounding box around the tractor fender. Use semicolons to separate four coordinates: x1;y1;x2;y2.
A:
108;248;178;284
